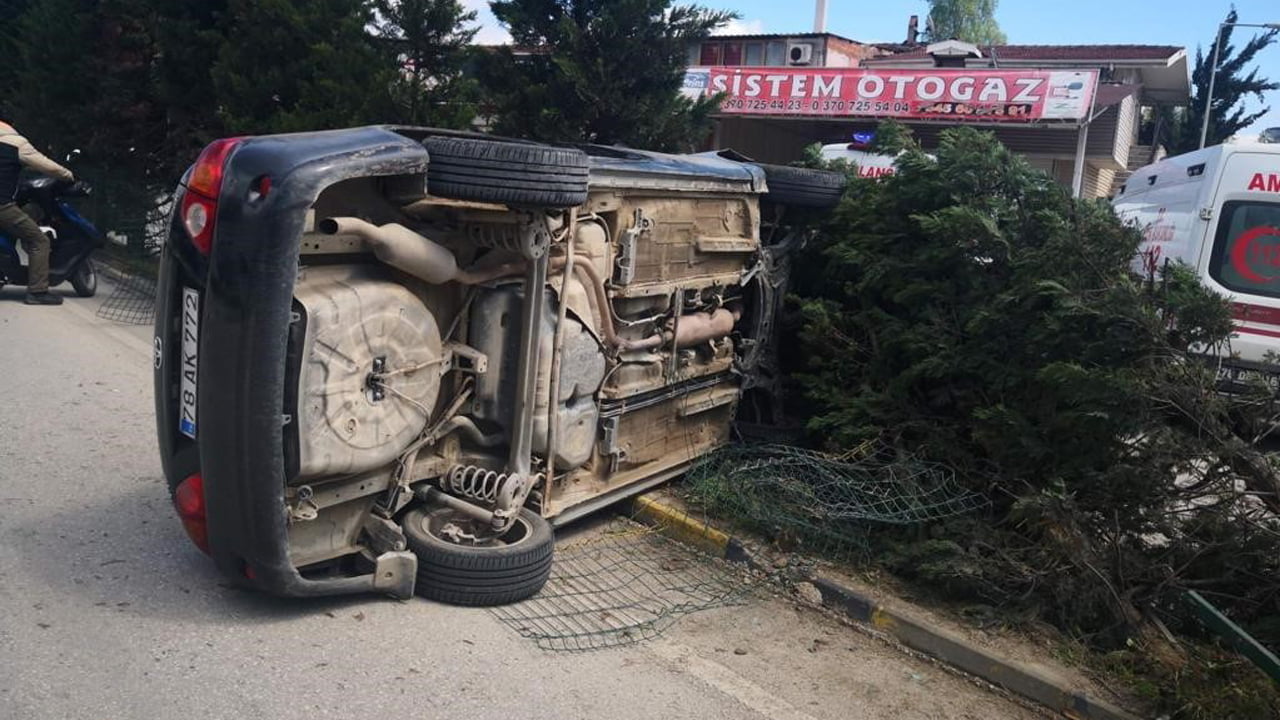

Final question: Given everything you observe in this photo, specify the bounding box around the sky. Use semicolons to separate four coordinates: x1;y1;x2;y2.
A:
462;0;1280;137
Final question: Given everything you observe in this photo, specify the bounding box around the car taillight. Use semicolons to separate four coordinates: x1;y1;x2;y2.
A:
174;473;210;554
180;138;244;255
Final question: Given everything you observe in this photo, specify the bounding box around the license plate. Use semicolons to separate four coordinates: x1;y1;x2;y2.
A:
1216;364;1280;393
179;286;199;439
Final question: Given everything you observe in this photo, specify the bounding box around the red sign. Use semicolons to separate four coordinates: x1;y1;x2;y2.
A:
1248;173;1280;192
683;67;1099;123
1230;226;1280;284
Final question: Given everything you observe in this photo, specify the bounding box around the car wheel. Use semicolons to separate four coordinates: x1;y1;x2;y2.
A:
756;164;847;209
421;136;590;209
70;258;97;297
401;505;554;606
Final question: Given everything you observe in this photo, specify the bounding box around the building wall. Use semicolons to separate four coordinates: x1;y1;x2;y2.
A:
687;34;883;69
1111;93;1138;171
1015;157;1117;198
824;37;889;68
689;36;824;68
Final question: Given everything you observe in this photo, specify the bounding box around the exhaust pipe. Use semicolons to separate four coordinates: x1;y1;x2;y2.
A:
673;307;742;348
320;216;548;286
319;217;459;285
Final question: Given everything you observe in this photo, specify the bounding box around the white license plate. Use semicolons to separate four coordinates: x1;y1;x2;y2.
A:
179;286;199;439
1217;364;1280;392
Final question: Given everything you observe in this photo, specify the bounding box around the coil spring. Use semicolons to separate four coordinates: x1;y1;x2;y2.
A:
465;224;527;253
443;464;512;504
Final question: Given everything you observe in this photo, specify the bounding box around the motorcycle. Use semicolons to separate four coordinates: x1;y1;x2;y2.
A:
0;176;104;297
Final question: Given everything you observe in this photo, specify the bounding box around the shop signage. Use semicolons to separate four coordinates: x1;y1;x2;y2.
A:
683;67;1099;123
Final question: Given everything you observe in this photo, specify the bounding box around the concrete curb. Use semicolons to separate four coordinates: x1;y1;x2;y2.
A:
628;493;1143;720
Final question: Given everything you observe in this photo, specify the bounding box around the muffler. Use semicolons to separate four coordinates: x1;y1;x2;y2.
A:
319;217;459;284
320;216;542;286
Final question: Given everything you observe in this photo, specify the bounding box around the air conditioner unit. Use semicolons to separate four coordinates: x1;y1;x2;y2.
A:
787;41;815;65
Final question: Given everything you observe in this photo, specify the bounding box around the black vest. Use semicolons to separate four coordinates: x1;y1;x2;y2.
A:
0;142;20;201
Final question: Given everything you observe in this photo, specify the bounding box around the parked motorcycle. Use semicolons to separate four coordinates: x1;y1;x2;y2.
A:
0;176;104;297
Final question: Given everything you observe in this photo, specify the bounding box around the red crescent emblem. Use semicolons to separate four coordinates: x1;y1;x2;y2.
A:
1230;226;1280;284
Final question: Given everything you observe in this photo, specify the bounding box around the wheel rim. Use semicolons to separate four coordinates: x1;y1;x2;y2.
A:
79;261;95;289
420;508;533;548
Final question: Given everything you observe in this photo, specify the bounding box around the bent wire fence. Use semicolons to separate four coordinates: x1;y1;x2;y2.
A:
82;174;169;326
494;443;985;652
684;443;988;560
490;520;758;651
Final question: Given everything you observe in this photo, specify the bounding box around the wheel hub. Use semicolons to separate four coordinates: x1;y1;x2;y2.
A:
426;508;530;548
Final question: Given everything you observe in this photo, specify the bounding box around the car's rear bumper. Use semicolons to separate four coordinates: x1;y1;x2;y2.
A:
153;126;429;597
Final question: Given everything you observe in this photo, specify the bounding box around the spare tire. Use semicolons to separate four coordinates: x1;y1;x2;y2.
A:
756;164;847;209
402;505;554;606
421;136;590;209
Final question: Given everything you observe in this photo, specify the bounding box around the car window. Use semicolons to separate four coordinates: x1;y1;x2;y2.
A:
1209;200;1280;297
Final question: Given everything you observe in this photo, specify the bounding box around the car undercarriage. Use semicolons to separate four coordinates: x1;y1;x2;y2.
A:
154;127;844;603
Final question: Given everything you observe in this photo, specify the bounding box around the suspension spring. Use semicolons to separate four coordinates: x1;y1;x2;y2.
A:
464;224;526;253
442;464;513;504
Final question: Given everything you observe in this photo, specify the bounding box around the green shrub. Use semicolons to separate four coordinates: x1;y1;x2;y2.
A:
784;123;1280;717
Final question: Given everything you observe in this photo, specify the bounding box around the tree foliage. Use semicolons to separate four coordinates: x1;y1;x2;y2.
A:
0;0;38;106
371;0;480;128
790;124;1280;717
1165;8;1278;152
477;0;736;151
211;0;393;134
924;0;1006;46
150;0;234;178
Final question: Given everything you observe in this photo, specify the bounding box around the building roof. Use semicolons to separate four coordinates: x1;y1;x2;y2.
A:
703;32;863;45
866;44;1183;63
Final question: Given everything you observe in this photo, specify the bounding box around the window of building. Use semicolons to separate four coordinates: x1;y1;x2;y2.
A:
687;44;701;66
744;42;764;65
700;42;722;66
722;42;743;66
766;41;786;66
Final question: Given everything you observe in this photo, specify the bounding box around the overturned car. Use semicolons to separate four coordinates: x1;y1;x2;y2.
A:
153;127;844;605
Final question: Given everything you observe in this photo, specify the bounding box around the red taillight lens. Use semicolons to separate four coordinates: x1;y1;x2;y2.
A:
174;473;210;554
181;137;244;255
188;137;242;198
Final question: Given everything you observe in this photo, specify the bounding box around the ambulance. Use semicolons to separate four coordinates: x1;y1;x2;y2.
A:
819;131;932;179
819;142;900;179
1113;136;1280;389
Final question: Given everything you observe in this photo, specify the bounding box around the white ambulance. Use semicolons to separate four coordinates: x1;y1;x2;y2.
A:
819;142;901;179
1113;137;1280;388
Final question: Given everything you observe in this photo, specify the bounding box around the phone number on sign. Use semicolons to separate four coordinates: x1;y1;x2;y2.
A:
721;98;915;114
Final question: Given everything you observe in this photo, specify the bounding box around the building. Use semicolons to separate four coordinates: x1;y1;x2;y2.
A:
687;32;886;69
684;31;1191;198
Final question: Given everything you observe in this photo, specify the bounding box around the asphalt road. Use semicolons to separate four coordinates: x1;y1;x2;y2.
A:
0;278;1043;720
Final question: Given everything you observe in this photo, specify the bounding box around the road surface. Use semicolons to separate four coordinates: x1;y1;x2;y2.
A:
0;278;1044;720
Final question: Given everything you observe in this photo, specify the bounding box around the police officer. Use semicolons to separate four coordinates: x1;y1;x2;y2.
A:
0;109;74;305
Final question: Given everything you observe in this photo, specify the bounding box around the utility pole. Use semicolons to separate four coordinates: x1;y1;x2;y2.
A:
1199;20;1280;149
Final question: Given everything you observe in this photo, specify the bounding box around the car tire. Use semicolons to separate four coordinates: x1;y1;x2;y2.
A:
421;136;590;209
756;164;847;209
401;505;554;606
70;258;97;297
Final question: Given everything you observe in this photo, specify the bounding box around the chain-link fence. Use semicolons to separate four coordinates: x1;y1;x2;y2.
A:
684;443;988;560
70;165;169;325
491;520;759;651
